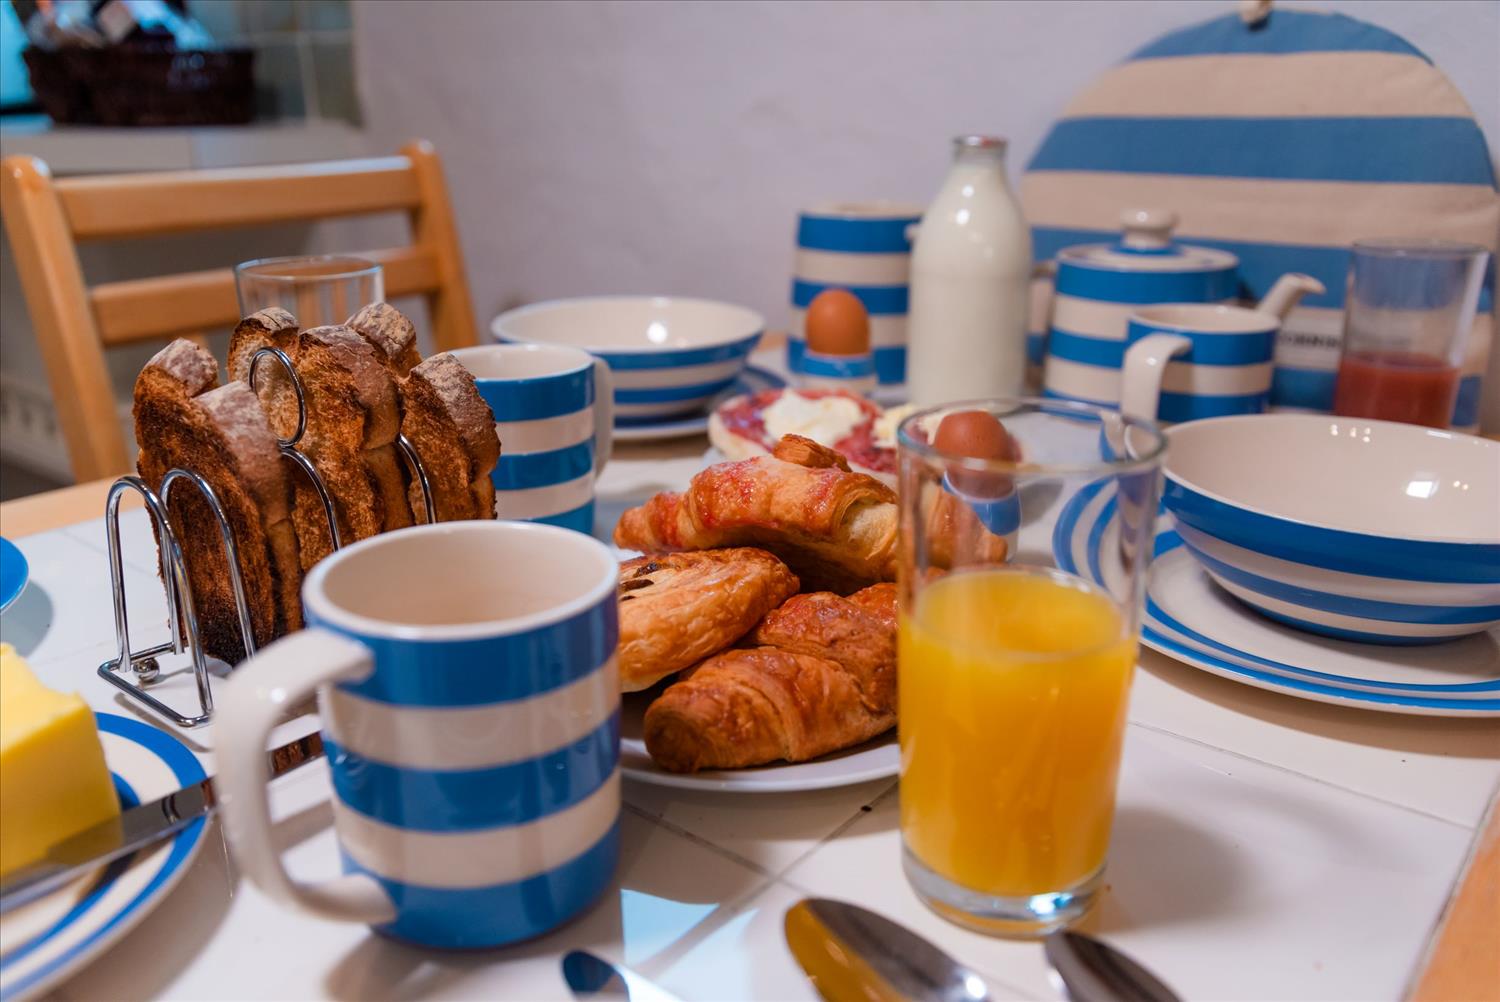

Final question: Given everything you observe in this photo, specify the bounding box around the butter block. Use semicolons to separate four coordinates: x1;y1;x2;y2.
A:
0;643;120;876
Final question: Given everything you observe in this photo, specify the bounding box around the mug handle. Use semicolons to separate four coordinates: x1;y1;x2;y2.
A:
215;629;397;926
591;358;615;475
1121;332;1192;422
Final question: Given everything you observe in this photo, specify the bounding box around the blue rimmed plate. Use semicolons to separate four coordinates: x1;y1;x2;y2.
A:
0;714;209;1001
612;365;786;442
1053;478;1500;717
0;538;27;614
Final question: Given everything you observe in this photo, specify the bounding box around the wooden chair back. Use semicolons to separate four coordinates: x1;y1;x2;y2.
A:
0;140;478;481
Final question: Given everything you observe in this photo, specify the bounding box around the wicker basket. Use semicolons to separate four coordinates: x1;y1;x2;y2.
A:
23;46;255;127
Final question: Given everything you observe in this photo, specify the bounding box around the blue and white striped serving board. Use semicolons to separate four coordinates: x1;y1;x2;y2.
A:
1022;8;1500;430
1051;477;1500;717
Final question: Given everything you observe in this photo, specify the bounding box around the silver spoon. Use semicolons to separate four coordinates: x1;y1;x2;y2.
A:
786;898;1180;1002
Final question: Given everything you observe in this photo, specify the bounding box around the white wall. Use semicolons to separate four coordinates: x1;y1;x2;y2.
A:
352;0;1499;335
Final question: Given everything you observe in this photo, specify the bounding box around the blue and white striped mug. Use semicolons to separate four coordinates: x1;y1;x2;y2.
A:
216;521;621;949
1119;303;1279;424
450;344;613;534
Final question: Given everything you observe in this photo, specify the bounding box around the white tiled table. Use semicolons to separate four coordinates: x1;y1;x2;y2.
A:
3;432;1498;1002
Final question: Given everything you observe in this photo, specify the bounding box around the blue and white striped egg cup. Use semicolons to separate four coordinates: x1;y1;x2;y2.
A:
216;521;621;949
1161;415;1500;645
797;348;879;395
789;203;922;386
492;296;765;427
1118;303;1280;424
940;473;1020;557
451;345;612;534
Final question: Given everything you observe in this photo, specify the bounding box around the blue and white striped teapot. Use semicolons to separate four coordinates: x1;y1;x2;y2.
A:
1042;208;1315;411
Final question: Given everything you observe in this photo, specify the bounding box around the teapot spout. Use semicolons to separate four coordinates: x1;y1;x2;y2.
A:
1256;273;1327;320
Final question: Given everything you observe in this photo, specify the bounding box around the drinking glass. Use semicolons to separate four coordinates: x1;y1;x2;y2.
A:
896;398;1166;937
1332;240;1489;429
234;255;384;328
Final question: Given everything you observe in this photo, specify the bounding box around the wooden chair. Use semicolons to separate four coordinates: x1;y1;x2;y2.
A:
0;139;479;482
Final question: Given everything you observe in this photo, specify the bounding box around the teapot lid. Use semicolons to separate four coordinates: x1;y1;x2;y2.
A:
1058;209;1238;273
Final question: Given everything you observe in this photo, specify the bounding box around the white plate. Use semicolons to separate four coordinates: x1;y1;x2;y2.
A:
0;713;209;1001
613;366;786;442
1053;478;1500;717
619;692;899;792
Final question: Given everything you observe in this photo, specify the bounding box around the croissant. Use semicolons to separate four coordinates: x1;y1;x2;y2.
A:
615;435;898;594
643;583;897;772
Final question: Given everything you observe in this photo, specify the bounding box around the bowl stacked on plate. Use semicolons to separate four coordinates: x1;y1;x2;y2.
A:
1161;414;1500;645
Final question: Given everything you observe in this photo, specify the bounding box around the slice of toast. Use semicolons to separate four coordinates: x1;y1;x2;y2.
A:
133;340;301;663
346;302;421;375
284;325;414;569
345;304;500;522
400;353;501;521
226;307;300;441
231;312;416;568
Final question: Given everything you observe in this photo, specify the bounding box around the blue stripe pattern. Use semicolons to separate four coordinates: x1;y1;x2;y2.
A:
477;363;602;528
1048;328;1124;367
1051;482;1500;710
801;350;875;379
316;551;621;949
534;500;594;534
1055;258;1238;304
1453;374;1482;427
797;214;918;254
317;594;619;707
491;441;594;491
1157;391;1268;423
1179;539;1500;626
941;476;1020;536
475;369;592;423
1127;324;1276;366
1031;117;1493;186
342;823;620;950
787;341;906;384
1270;367;1338;411
597;334;761;370
792;210;915;385
615;378;737;404
791;279;908;315
325;713;620;832
1163;478;1499;585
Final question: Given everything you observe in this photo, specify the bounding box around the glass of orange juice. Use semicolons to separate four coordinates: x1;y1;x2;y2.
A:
896;398;1166;937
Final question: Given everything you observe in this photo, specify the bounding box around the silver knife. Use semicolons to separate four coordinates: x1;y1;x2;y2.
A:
0;730;324;913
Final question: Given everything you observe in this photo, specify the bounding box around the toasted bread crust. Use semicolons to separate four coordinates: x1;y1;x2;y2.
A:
347;302;421;375
290;324;413;567
398;353;501;521
133;340;301;663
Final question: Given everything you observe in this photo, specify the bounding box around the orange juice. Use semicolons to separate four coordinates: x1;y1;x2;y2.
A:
899;567;1135;898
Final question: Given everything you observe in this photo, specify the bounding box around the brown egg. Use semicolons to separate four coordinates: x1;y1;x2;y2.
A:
934;410;1018;495
805;288;870;356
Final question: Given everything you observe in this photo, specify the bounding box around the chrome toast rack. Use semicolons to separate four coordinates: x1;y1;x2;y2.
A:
100;347;435;727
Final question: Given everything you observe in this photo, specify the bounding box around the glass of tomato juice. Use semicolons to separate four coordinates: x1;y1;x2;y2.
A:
1332;239;1489;430
895;399;1166;937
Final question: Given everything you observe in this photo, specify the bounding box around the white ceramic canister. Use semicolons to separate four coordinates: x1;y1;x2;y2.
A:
905;136;1032;407
1042;210;1237;409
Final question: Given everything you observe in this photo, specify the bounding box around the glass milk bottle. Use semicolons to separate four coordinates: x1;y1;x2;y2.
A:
906;136;1032;406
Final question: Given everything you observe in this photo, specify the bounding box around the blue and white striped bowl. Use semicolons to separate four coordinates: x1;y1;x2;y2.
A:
1163;415;1500;644
493;296;764;425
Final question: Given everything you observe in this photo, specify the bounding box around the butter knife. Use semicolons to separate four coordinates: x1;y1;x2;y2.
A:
0;730;324;913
